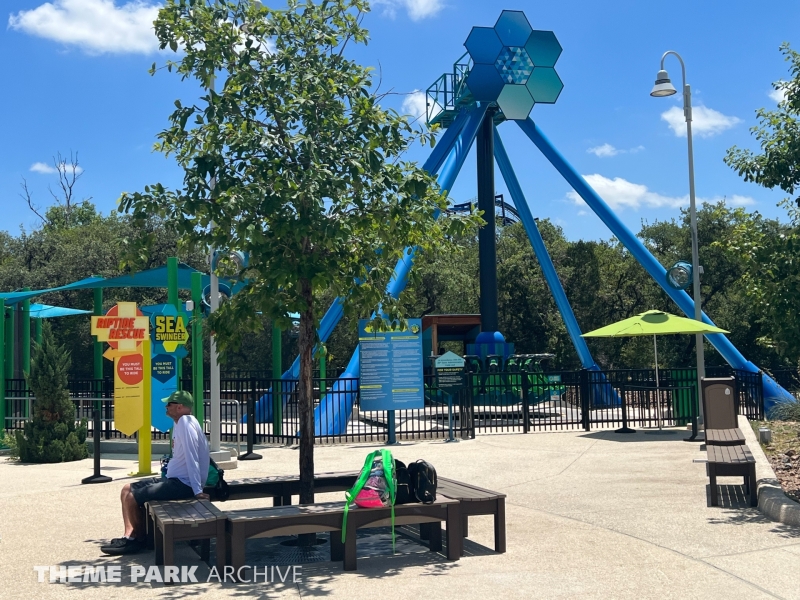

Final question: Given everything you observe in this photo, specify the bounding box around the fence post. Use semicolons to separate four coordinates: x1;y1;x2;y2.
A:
239;377;262;460
580;369;591;431
522;374;530;434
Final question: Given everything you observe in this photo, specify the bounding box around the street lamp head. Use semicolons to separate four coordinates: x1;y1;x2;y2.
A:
650;70;677;97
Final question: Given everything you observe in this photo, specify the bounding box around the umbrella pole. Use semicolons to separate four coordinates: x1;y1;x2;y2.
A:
653;334;662;430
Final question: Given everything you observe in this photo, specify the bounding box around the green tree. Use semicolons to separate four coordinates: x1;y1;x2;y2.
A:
724;43;800;207
14;322;88;462
723;42;800;364
119;0;477;506
713;204;800;362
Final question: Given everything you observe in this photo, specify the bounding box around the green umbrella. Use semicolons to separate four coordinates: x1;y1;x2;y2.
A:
582;310;729;429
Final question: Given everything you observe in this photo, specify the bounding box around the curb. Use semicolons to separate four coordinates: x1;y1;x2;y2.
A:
739;415;800;527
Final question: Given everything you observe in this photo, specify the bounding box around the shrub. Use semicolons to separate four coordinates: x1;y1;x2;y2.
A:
768;399;800;422
14;322;87;462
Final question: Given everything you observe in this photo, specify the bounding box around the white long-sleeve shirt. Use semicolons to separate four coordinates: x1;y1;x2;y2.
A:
166;414;210;496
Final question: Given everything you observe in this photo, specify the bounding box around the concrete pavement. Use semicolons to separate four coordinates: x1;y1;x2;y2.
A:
1;427;799;599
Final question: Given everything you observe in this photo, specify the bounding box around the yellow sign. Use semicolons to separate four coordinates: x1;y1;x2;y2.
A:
91;302;149;352
90;302;153;475
154;314;189;352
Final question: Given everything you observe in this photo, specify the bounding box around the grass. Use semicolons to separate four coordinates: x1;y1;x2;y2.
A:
750;419;800;455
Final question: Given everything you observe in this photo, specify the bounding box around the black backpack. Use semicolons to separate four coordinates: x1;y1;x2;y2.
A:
408;460;437;504
393;459;414;505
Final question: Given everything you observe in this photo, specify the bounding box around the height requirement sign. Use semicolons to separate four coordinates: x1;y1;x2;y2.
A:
91;302;150;436
358;319;424;411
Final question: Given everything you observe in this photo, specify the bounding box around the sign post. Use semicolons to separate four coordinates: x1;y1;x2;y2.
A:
435;351;466;442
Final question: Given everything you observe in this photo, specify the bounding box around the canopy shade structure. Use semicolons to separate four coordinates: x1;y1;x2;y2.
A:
581;310;729;338
28;304;92;319
0;264;239;306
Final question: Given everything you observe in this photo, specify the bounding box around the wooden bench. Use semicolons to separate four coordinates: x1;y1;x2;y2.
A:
707;444;757;507
224;497;462;574
205;471;359;504
148;499;227;568
705;427;746;446
437;477;506;554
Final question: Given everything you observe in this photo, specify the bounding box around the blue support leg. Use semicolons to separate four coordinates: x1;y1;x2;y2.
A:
494;126;618;407
517;117;794;412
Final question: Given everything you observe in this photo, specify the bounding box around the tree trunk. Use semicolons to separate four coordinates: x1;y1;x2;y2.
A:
297;276;316;546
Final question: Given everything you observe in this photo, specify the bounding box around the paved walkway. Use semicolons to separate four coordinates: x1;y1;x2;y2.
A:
2;428;799;599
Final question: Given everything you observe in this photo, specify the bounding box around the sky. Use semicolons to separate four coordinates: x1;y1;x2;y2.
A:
2;0;799;243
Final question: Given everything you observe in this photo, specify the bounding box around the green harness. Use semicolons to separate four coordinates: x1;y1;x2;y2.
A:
342;449;397;551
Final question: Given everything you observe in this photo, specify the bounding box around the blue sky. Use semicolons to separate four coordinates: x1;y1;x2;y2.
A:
2;0;799;242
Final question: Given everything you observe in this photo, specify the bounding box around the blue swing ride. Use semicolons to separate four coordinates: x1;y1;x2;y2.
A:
252;10;794;434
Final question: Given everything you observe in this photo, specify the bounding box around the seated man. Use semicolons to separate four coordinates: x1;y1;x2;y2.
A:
101;390;210;555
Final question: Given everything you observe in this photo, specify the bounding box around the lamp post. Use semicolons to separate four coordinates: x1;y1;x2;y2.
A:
650;51;705;425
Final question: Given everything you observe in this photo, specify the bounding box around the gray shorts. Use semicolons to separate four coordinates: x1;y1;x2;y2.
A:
130;477;194;506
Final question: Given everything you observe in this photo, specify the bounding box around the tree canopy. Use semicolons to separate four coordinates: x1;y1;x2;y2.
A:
119;0;478;505
725;43;800;207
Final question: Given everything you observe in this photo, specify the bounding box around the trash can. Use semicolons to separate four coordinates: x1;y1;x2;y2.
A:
670;368;697;426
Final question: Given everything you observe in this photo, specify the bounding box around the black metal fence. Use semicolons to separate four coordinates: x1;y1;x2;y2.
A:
3;366;767;444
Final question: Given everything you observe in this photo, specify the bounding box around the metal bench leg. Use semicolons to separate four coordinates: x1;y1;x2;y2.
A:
462;515;469;538
330;532;344;562
748;465;758;507
343;524;358;571
419;522;431;541
428;522;442;552
494;499;506;553
708;464;718;506
446;503;462;560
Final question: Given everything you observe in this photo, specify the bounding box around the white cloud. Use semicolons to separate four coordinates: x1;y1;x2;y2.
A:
8;0;160;55
722;194;756;206
30;161;84;175
587;143;619;158
660;105;742;138
587;144;646;158
401;90;427;120
769;84;787;104
374;0;444;20
30;162;57;174
566;174;756;212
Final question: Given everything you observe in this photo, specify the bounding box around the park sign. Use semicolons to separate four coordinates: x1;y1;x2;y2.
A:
435;351;466;394
358;318;424;411
147;304;190;432
151;305;189;355
91;303;149;355
91;302;150;436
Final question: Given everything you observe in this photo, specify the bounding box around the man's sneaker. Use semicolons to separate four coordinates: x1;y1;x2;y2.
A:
101;538;144;556
102;537;128;548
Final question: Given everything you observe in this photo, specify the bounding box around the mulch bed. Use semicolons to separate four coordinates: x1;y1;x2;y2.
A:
752;420;800;503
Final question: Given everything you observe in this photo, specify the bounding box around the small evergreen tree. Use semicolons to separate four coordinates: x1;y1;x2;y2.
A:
15;322;87;462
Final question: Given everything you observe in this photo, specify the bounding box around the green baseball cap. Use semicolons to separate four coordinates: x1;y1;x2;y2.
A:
162;390;194;408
